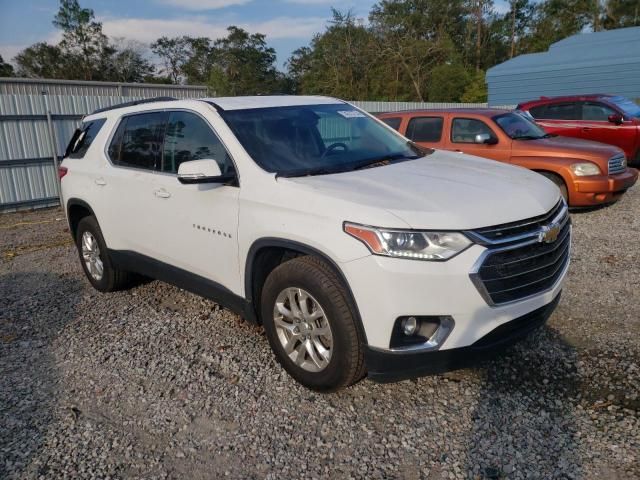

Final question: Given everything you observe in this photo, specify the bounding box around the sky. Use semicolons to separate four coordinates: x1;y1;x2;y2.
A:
0;0;511;72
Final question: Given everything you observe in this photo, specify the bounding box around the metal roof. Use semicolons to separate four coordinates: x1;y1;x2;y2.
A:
487;26;640;105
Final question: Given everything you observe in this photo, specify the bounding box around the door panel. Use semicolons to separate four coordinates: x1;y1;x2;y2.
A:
146;110;241;293
579;102;637;156
449;117;511;162
98;112;166;253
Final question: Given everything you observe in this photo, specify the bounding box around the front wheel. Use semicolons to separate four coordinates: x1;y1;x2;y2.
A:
261;256;365;391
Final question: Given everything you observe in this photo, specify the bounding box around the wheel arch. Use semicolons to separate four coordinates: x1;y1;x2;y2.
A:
244;238;368;343
66;198;96;241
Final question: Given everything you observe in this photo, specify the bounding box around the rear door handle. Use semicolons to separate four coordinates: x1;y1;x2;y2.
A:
94;178;106;186
582;127;591;132
454;149;463;153
154;189;171;199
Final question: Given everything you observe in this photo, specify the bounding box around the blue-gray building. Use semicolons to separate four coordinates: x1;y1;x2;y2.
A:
487;26;640;106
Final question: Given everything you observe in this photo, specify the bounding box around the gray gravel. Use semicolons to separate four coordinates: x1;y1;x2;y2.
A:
1;187;639;479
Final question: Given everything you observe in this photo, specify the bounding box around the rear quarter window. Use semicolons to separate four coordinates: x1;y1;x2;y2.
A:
66;118;106;159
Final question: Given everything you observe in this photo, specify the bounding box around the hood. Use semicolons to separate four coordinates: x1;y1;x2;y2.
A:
284;150;560;230
514;135;622;166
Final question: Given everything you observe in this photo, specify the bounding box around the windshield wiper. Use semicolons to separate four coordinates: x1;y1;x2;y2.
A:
277;166;346;178
542;133;557;138
277;153;421;178
352;153;421;171
512;135;543;140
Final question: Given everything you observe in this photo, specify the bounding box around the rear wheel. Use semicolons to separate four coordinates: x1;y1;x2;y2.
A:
76;216;132;292
538;171;568;202
261;256;365;391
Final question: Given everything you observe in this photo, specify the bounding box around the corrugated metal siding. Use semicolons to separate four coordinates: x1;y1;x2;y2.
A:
0;77;208;97
350;101;489;113
487;26;640;105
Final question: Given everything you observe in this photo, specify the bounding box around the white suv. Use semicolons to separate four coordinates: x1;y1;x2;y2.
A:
60;96;570;391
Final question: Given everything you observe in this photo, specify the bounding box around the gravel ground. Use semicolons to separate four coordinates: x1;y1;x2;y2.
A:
1;187;639;480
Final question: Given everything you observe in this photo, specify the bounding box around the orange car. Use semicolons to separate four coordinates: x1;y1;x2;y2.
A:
377;109;638;207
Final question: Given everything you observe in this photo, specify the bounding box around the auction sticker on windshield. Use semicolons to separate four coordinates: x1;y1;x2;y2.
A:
337;110;366;118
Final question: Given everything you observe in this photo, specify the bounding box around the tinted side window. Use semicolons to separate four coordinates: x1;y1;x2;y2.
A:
68;118;106;159
581;102;616;121
115;112;167;170
543;102;580;120
406;117;443;142
528;105;547;119
108;119;126;164
381;117;401;131
162;111;234;174
451;118;496;143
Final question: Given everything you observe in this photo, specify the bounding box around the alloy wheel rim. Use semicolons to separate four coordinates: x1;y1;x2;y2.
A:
273;287;333;372
81;231;104;281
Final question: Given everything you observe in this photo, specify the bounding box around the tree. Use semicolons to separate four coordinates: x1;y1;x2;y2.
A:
427;64;471;102
182;37;214;85
287;10;384;99
108;39;155;83
151;36;191;84
207;26;281;95
602;0;640;28
461;70;488;102
15;43;66;78
53;0;111;80
0;55;14;77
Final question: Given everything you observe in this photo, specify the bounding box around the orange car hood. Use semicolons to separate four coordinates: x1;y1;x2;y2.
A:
515;135;623;167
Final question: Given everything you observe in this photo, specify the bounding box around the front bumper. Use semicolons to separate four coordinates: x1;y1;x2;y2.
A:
570;168;638;206
366;292;561;382
340;242;568;351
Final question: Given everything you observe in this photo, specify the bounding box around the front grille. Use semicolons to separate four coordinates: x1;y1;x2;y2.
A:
470;199;564;244
608;153;626;175
469;201;570;305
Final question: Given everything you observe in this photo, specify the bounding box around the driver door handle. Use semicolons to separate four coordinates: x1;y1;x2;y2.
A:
154;188;171;199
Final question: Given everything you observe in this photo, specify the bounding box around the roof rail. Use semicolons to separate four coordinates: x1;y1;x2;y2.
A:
91;96;178;115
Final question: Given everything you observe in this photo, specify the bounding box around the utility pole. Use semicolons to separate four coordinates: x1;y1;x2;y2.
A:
43;90;62;206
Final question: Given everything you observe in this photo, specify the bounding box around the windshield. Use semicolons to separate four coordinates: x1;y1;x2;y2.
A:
222;104;424;176
609;96;640;119
493;112;550;140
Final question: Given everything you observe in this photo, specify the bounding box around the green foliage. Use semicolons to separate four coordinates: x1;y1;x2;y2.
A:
427;64;470;102
207;26;281;95
461;70;489;103
0;55;15;77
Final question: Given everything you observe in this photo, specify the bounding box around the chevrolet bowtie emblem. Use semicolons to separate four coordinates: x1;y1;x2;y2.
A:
538;223;561;243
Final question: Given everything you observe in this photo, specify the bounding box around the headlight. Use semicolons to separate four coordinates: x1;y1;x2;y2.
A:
344;223;472;261
570;162;601;176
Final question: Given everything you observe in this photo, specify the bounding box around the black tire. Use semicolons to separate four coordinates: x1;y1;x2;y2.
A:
76;216;132;292
538;171;568;202
261;255;365;391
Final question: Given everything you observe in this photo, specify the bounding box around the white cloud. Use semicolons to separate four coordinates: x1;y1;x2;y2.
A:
154;0;253;11
0;45;26;64
100;15;326;43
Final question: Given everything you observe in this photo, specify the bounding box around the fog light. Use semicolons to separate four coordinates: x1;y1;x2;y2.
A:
402;316;418;335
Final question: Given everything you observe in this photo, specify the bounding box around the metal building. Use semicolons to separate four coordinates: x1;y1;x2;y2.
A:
487;26;640;106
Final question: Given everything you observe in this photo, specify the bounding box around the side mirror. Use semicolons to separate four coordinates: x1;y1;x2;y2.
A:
608;113;623;125
177;159;235;184
475;133;498;145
